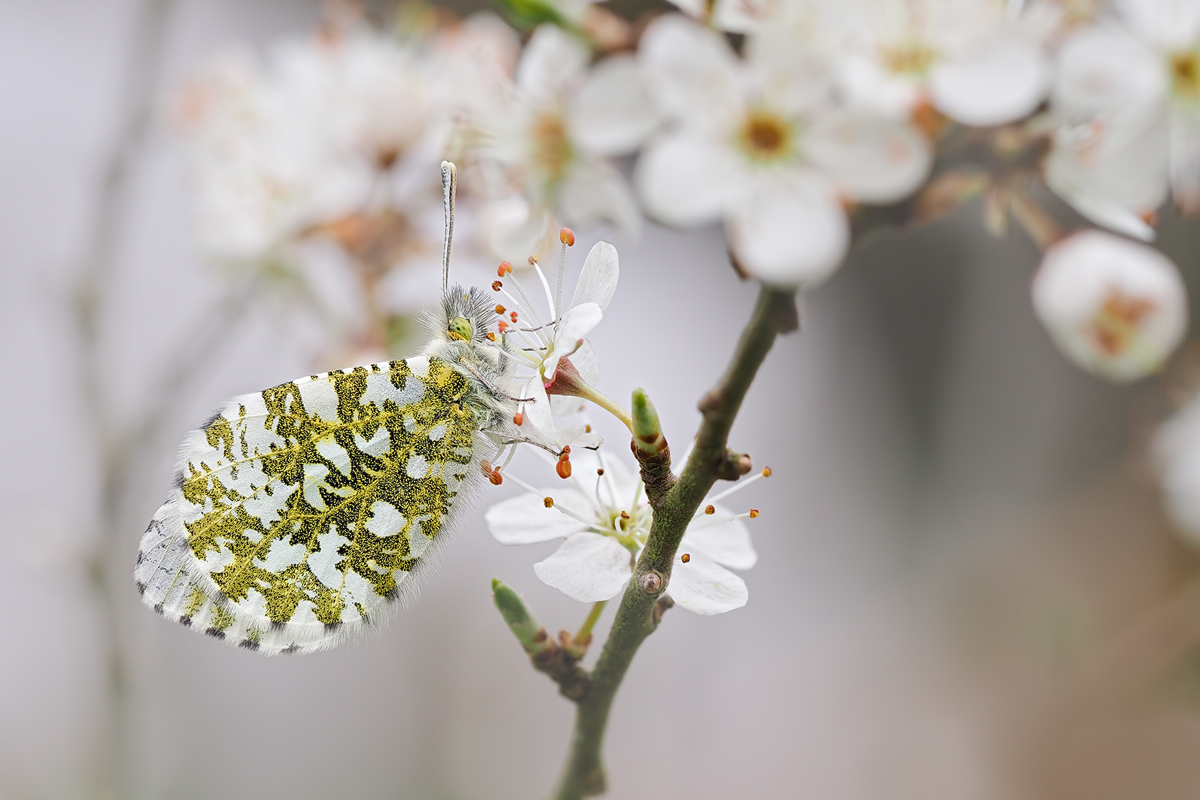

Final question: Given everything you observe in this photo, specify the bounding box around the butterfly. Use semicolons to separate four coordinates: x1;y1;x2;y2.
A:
134;162;529;655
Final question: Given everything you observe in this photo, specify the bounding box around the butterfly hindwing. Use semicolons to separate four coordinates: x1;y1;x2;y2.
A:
136;356;482;654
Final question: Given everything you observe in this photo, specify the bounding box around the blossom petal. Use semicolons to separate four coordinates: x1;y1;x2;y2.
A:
638;14;743;128
929;43;1049;126
545;302;603;380
520;374;556;433
486;490;591;544
726;174;849;287
516;24;589;98
570;55;659;155
636;133;735;227
558;164;641;236
1114;0;1200;51
681;507;756;569
1169;111;1200;214
666;549;747;615
1054;27;1164;119
571;241;620;312
805;110;932;204
534;532;633;602
1044;113;1169;239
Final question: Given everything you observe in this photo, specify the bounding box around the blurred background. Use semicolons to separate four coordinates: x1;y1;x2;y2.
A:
6;1;1200;799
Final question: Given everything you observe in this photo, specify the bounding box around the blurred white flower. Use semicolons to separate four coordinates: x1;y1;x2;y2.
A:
173;46;370;258
476;23;657;255
1051;0;1200;223
635;14;932;287
1155;393;1200;542
486;450;762;614
1032;229;1188;381
829;0;1056;126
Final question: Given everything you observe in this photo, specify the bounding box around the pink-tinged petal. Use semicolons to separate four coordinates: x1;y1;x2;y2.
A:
681;507;757;569
636;133;736;227
571;242;620;312
517;24;589;97
534;532;633;602
726;174;849;287
570;55;659;155
929;43;1049;126
1054;27;1164;119
638;14;744;128
486;490;592;544
805;110;932;204
666;550;748;615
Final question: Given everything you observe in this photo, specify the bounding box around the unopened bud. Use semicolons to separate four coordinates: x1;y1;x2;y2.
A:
492;578;554;657
560;227;575;246
631;388;664;455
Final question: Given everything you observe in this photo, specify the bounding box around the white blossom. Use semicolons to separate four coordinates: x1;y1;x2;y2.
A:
635;14;932;287
486;450;762;614
474;24;657;259
1049;0;1200;233
1031;229;1188;382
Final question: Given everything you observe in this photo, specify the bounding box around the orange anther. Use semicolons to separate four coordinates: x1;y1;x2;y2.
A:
556;460;572;479
620;511;630;520
762;467;772;477
560;227;575;246
513;412;523;425
704;505;715;515
497;261;513;276
489;469;504;486
681;553;691;564
596;468;604;476
749;509;759;519
494;304;506;315
486;332;496;341
543;497;554;508
510;311;518;323
527;255;539;266
498;321;509;332
492;280;502;291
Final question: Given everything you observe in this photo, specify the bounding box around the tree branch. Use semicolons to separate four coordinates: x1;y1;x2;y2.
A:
551;284;798;800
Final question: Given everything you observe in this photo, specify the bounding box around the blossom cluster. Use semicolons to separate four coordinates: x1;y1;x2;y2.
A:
170;2;1200;583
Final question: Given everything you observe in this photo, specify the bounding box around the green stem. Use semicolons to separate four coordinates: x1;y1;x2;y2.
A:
551;285;798;800
574;601;607;645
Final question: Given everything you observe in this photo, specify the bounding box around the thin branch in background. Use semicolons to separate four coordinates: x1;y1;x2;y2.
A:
66;1;173;797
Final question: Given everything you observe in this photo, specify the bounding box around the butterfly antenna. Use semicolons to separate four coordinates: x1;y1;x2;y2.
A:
441;160;457;292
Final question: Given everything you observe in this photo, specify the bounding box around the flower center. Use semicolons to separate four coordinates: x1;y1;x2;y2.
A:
1086;289;1156;357
737;111;794;162
531;112;572;181
880;41;938;76
1170;50;1200;100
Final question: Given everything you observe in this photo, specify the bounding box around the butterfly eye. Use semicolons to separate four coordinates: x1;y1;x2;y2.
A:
447;317;473;341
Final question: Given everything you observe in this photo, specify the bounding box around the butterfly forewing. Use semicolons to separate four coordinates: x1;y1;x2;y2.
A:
136;356;481;654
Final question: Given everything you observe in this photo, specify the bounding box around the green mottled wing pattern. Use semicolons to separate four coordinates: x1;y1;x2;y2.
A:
135;356;482;654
